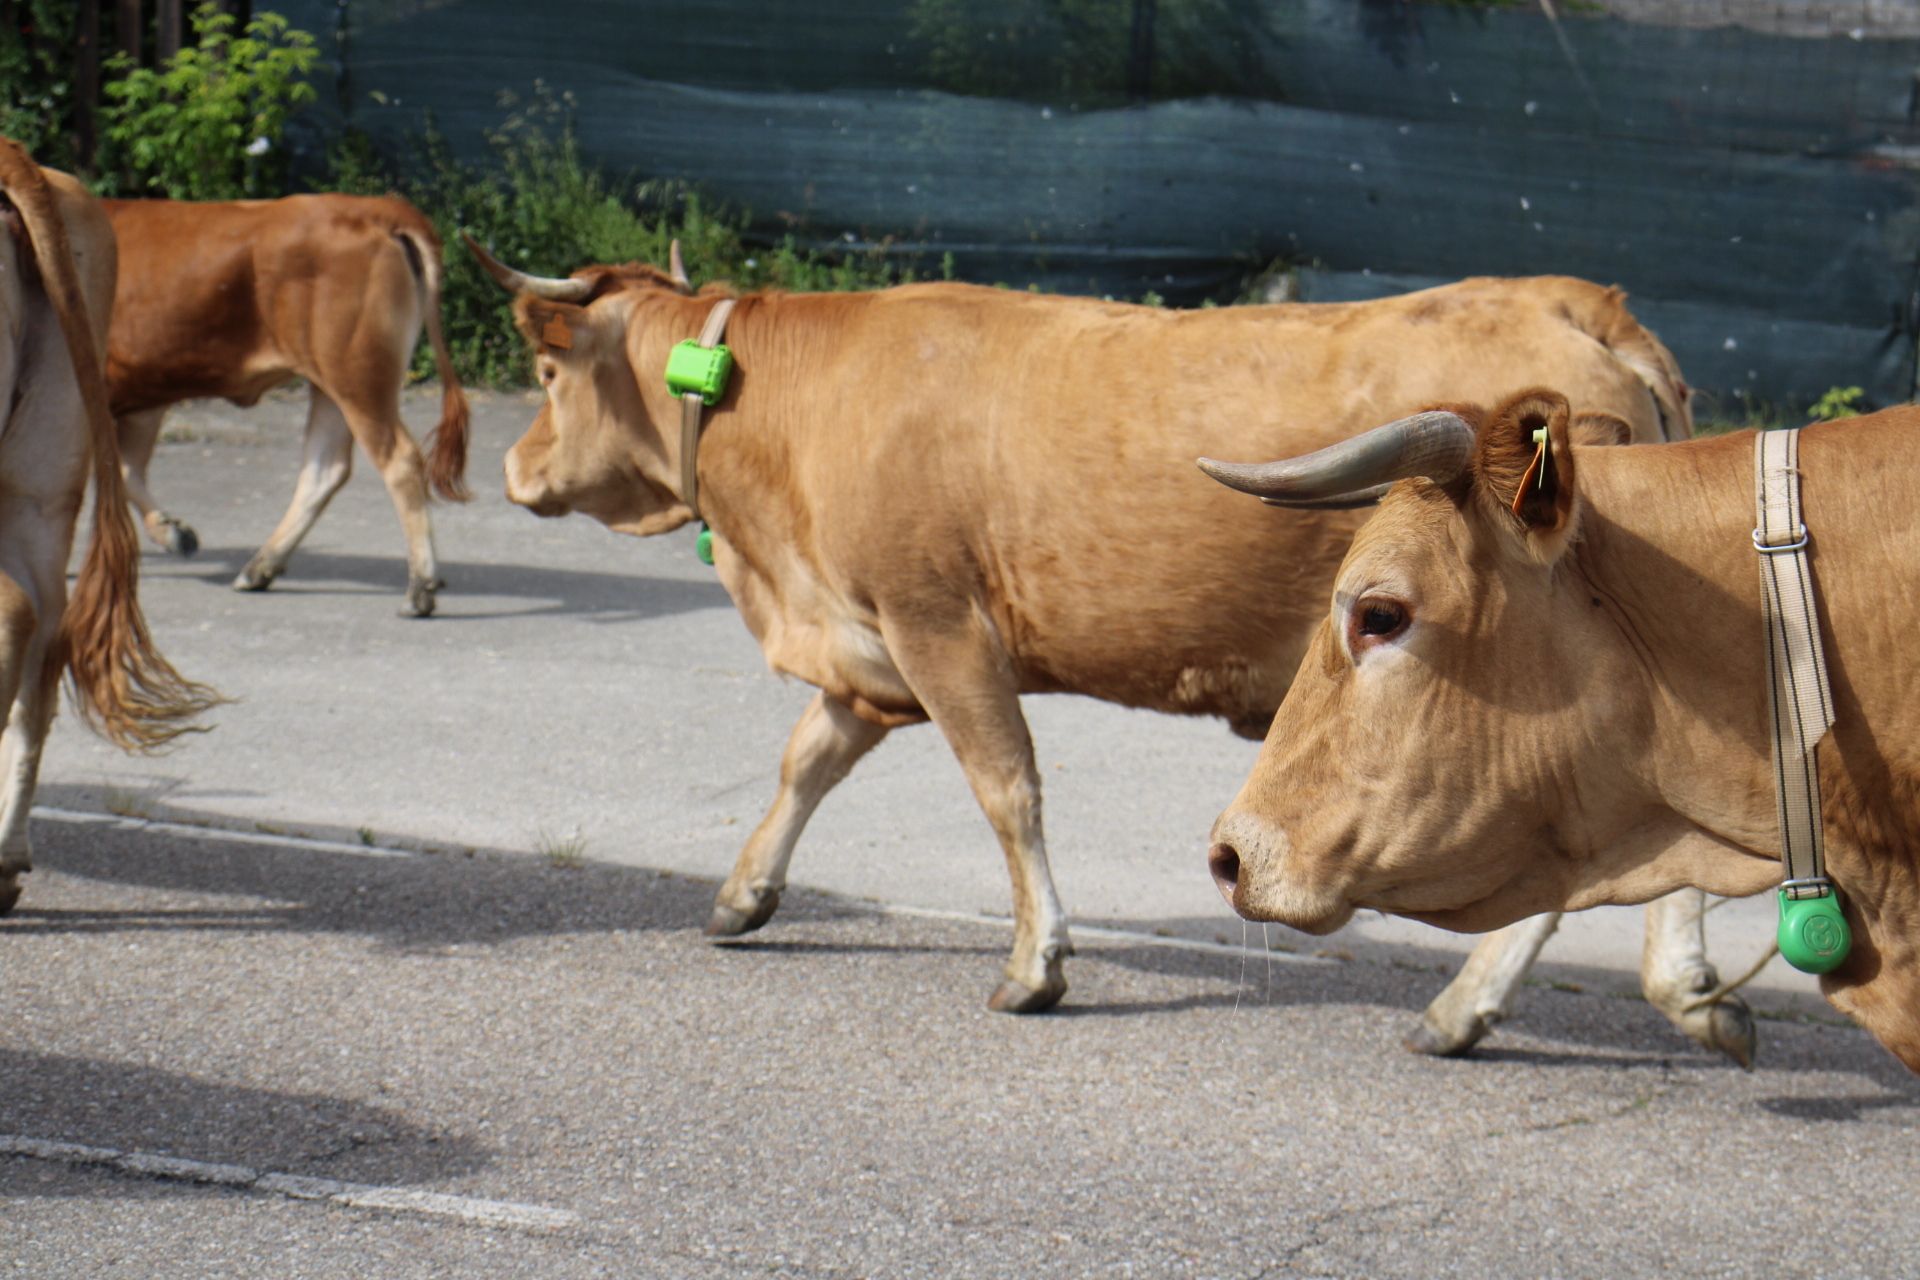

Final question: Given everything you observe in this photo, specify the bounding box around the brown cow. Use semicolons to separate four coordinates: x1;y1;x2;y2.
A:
103;195;470;617
0;140;216;913
1201;389;1920;1071
468;241;1748;1054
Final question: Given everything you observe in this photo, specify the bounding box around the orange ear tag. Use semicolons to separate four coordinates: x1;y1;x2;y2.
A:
541;312;574;351
1511;428;1550;519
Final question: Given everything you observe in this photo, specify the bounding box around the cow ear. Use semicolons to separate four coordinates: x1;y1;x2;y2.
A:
515;298;590;356
1571;411;1632;447
1470;388;1581;561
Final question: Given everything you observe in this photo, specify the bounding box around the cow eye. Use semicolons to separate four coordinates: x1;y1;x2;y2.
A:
538;363;557;387
1349;596;1410;652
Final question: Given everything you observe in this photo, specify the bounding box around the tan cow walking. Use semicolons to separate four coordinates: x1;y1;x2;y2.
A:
0;140;216;913
103;195;470;617
471;242;1748;1056
1202;389;1920;1072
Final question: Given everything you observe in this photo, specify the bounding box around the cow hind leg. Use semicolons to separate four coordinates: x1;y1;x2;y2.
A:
233;389;353;595
706;690;889;938
883;615;1071;1014
1406;913;1562;1056
0;502;66;917
0;570;36;915
328;401;440;618
1640;888;1757;1069
118;407;197;556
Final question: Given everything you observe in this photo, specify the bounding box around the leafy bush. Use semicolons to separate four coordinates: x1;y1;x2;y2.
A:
1808;384;1864;421
101;5;317;199
0;0;79;169
328;85;928;387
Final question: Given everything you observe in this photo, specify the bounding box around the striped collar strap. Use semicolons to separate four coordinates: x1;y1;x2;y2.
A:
680;299;736;521
1752;427;1849;973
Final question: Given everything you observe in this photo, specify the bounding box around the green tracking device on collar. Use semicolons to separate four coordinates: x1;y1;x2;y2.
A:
695;523;715;566
1777;882;1851;974
665;339;734;406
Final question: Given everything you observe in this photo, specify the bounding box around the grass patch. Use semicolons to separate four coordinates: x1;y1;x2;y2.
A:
535;826;588;870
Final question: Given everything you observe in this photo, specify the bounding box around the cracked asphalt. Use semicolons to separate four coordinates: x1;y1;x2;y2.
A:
6;389;1916;1277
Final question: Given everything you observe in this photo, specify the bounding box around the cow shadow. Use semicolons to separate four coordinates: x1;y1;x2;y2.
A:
163;548;732;622
0;1046;491;1197
13;800;1919;1094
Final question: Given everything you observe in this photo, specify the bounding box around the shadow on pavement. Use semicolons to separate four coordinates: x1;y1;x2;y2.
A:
164;549;732;622
13;800;1919;1093
0;1046;491;1196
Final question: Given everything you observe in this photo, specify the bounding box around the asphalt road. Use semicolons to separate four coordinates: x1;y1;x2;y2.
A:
5;388;1914;1278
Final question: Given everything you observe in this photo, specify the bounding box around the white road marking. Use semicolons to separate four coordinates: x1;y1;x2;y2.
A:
32;806;422;859
0;1133;578;1232
873;903;1332;965
30;804;1324;965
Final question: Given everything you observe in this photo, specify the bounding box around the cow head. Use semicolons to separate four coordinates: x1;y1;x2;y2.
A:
1198;387;1665;936
467;236;705;536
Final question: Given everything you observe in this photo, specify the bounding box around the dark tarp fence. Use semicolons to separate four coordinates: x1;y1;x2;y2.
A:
282;0;1920;411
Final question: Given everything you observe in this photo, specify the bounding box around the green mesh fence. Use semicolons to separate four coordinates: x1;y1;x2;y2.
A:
283;0;1920;412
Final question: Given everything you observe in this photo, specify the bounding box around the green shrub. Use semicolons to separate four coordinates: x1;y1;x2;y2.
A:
328;84;923;387
1808;384;1864;421
101;5;317;199
0;0;80;169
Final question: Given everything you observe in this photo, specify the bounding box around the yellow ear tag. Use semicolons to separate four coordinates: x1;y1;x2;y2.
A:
541;312;574;351
1511;426;1549;519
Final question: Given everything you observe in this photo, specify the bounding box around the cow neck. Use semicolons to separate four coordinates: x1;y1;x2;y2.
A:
643;290;785;573
1568;436;1784;858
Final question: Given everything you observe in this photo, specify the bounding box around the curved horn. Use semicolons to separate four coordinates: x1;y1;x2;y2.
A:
1197;410;1474;509
669;238;690;290
460;232;594;303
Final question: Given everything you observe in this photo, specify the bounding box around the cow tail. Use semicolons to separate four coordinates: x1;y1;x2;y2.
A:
1581;285;1694;442
0;140;219;751
397;220;471;501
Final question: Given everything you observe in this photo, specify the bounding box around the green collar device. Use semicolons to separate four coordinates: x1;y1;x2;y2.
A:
666;299;738;566
665;338;734;406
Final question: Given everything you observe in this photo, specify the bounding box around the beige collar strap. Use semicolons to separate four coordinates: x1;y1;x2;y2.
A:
1752;427;1835;894
680;298;737;520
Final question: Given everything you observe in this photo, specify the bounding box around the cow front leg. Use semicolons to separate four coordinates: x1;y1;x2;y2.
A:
117;407;198;556
884;617;1070;1013
707;690;890;938
1640;888;1757;1068
234;390;353;594
1406;913;1562;1055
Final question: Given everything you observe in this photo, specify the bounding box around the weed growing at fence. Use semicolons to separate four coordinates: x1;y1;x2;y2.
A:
100;5;317;199
1808;384;1864;420
328;85;928;387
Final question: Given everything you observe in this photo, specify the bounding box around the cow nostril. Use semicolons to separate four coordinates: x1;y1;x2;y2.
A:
1207;841;1241;905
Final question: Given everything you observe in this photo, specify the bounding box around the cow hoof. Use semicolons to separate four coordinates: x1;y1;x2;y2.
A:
987;971;1067;1015
0;876;21;916
1404;1012;1488;1058
1679;994;1758;1071
403;580;437;618
705;889;781;938
232;564;277;592
165;520;199;558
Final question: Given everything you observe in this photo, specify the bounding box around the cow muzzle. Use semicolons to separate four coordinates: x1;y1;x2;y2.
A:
1205;809;1353;934
503;449;570;518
